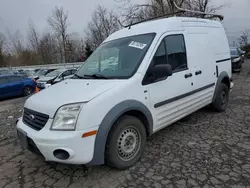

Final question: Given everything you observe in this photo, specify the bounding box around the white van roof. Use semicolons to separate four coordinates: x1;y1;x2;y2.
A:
105;17;223;42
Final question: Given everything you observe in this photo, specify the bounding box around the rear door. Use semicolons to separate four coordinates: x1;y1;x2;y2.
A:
0;77;9;97
7;76;24;95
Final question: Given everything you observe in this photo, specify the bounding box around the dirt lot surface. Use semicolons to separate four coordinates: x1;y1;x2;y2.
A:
1;61;250;188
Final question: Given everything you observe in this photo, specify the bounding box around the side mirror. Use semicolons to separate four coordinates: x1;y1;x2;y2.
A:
152;64;173;79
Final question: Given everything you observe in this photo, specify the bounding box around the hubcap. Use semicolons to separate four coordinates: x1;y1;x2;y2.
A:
117;126;141;161
221;90;227;105
25;87;31;95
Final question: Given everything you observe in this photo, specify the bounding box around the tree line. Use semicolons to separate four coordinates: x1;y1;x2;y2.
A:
0;0;233;67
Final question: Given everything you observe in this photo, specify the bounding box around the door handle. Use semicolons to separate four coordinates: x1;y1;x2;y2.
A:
195;70;202;75
184;73;193;78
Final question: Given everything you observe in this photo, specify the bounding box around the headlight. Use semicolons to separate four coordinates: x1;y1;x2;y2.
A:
232;57;240;62
51;103;83;131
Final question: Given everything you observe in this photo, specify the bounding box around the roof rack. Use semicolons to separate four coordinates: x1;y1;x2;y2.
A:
173;2;224;21
123;10;184;28
122;2;224;28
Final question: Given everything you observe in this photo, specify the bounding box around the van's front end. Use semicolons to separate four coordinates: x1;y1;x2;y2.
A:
16;82;111;164
16;32;157;165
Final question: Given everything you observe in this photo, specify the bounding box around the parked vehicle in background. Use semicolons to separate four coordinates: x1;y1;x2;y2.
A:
24;70;35;77
247;52;250;59
37;69;76;90
238;48;245;63
17;15;233;169
0;70;15;75
230;48;243;72
31;68;56;81
0;75;37;99
53;69;77;83
34;69;40;73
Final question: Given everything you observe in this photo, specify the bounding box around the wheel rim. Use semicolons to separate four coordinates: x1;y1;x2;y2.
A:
25;87;32;95
220;90;227;106
116;126;141;161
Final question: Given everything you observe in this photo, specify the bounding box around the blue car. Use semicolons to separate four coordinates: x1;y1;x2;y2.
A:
0;75;37;99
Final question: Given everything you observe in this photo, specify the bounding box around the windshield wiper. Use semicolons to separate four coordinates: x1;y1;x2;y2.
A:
73;74;86;79
84;73;108;79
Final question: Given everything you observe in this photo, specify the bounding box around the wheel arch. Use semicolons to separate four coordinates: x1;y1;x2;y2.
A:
86;100;153;166
212;71;230;102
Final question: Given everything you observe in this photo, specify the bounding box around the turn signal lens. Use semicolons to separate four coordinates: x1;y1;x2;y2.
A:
82;130;97;138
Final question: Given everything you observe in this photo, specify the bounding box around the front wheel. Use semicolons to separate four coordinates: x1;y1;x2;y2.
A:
105;115;146;169
211;83;229;112
23;86;33;96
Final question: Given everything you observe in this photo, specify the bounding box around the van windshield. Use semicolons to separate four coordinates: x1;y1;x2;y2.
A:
75;33;155;79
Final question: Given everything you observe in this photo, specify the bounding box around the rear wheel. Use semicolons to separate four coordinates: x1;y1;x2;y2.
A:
211;83;229;112
105;115;146;169
23;86;33;96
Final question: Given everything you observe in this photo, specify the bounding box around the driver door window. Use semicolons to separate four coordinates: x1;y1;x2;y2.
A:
164;35;187;73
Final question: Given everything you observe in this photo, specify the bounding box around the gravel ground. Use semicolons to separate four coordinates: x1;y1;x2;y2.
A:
0;61;250;188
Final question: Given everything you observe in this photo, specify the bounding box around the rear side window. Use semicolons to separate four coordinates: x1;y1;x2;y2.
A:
164;35;187;72
0;77;8;84
71;70;77;74
8;76;22;82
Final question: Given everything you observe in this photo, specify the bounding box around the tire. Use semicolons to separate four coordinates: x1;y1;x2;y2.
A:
105;115;147;170
211;83;229;112
23;86;33;96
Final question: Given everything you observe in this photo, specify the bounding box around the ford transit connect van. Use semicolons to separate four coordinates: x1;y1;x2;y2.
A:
16;16;233;169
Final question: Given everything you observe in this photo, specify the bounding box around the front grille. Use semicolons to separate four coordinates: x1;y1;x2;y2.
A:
23;108;49;131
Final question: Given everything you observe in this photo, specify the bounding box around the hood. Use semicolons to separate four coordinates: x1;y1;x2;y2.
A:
38;76;56;82
24;79;120;117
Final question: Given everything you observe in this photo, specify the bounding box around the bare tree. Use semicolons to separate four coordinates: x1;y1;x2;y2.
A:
27;20;40;53
85;6;120;49
48;6;69;63
0;32;5;54
238;29;250;47
39;32;60;64
116;0;227;24
0;32;6;66
7;29;24;55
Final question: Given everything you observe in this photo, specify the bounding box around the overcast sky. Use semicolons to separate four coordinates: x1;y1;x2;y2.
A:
0;0;249;45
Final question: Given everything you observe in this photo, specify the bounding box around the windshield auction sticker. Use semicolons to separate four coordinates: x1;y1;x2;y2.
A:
128;41;147;49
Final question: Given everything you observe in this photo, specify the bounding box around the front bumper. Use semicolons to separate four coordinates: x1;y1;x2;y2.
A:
16;118;98;164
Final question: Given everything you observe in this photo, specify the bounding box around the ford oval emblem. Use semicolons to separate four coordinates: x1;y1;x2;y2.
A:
29;114;35;120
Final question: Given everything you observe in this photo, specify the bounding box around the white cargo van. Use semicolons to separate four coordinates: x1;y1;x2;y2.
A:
16;13;233;169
